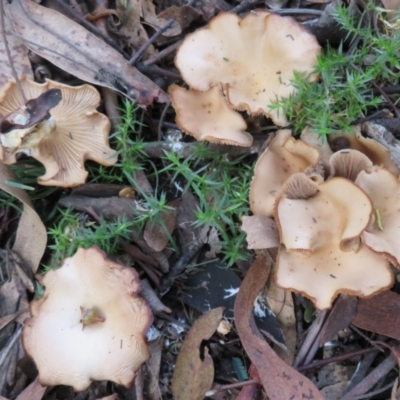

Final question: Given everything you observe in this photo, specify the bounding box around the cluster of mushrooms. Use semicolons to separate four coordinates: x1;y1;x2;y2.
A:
0;6;395;392
249;129;400;310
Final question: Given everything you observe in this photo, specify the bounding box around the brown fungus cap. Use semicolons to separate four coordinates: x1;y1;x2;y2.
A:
175;11;321;126
274;173;393;310
169;84;252;146
0;77;117;187
250;130;320;217
329;127;399;176
356;167;400;267
23;246;153;391
329;149;373;181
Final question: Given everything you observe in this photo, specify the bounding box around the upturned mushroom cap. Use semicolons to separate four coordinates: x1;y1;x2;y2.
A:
329;149;373;181
175;11;321;126
249;130;320;217
356;167;400;267
169;84;252;146
0;77;117;187
23;246;153;391
274;173;393;310
329;128;400;176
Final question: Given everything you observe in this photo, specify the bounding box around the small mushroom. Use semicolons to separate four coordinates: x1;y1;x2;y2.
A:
329;127;399;176
329;149;373;181
356;167;400;267
23;246;153;391
175;11;321;126
274;173;393;310
0;77;117;187
169;84;252;146
249;130;320;217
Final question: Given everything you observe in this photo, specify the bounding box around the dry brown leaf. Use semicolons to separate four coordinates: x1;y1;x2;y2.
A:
352;290;400;340
6;0;168;105
320;295;358;345
0;12;32;85
96;395;118;400
141;0;181;36
113;0;154;55
144;199;180;252
143;338;163;400
15;377;46;400
0;164;46;272
265;278;296;364
0;310;26;332
171;307;224;400
241;215;279;249
158;5;203;31
234;251;323;400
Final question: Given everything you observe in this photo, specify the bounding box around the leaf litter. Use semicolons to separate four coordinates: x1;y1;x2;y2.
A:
1;0;400;399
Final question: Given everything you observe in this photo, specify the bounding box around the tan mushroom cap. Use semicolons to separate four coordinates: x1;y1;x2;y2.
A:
250;130;320;217
356;167;400;267
23;246;153;391
329;127;399;176
0;77;117;187
169;84;252;146
175;11;321;126
329;149;373;181
274;173;393;310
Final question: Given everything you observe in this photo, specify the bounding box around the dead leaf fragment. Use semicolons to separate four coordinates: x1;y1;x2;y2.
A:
0;164;46;272
352;290;400;340
0;12;32;87
171;307;224;400
144;199;180;252
141;0;181;36
241;215;279;249
234;251;323;400
15;377;46;400
6;0;168;105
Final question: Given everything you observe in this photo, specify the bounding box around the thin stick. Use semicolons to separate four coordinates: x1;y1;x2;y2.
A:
143;40;182;66
129;19;175;66
0;3;27;103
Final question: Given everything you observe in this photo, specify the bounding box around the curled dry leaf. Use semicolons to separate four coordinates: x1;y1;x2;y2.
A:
15;377;46;400
0;164;46;273
6;0;168;105
0;77;117;187
175;11;320;125
234;251;323;400
171;307;224;400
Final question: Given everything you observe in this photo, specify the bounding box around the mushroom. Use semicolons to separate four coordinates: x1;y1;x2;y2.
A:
23;246;153;391
249;129;320;217
169;84;252;146
274;173;393;310
356;166;400;267
329;127;399;175
0;77;117;187
329;149;373;181
175;11;321;126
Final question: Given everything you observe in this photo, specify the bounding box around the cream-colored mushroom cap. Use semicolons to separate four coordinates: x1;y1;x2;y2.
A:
0;77;117;187
175;11;321;126
356;167;400;267
274;173;393;310
23;246;153;391
329;149;373;181
169;84;252;146
250;130;320;217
